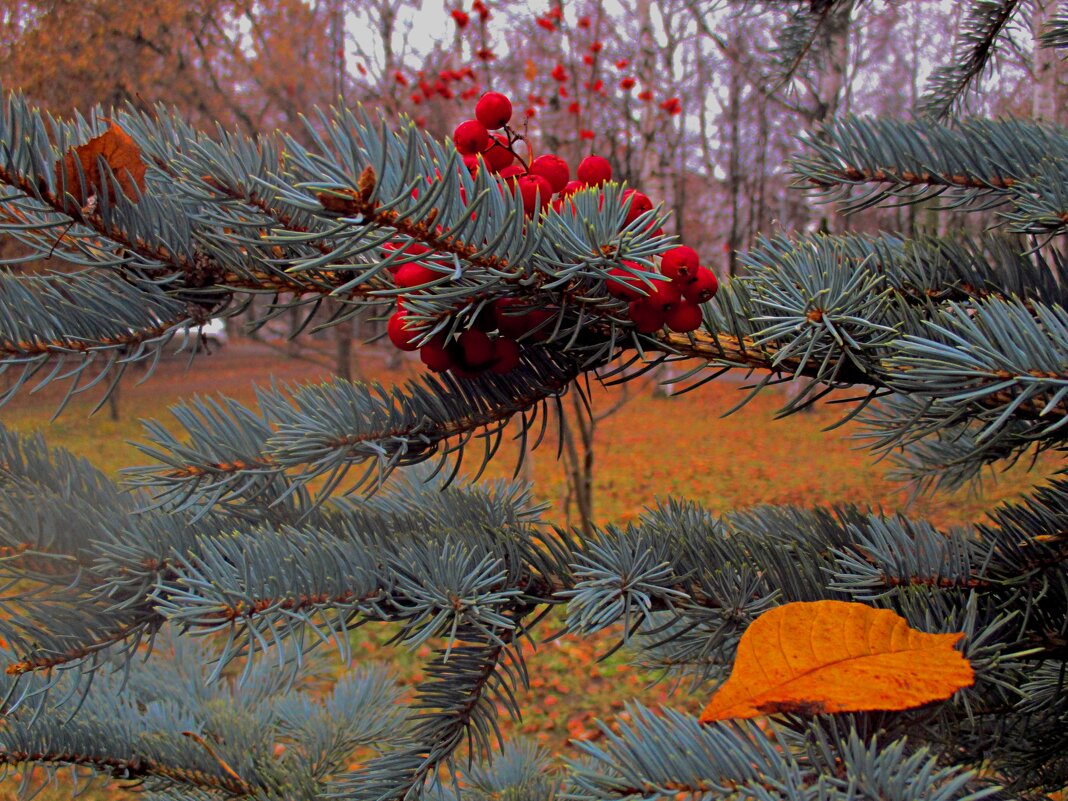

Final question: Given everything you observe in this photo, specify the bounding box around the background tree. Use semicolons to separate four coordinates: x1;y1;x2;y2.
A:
0;2;1067;800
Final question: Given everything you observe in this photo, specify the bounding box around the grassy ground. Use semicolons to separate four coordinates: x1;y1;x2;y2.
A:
0;339;1057;797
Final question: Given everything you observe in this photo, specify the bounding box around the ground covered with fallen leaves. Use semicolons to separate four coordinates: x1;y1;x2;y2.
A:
1;338;1055;798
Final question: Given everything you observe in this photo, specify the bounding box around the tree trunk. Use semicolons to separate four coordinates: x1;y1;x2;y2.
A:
1033;0;1068;126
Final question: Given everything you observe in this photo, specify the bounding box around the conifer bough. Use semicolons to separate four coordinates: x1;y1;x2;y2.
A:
0;5;1067;797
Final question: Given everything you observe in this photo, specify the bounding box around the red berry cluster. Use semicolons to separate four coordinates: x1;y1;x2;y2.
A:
407;66;479;107
452;92;662;226
388;293;553;378
605;246;718;334
383;91;719;376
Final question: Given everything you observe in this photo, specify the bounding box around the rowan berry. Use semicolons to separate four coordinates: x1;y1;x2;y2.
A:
383;241;429;273
394;263;440;288
497;164;526;190
561;180;585;197
420;337;454;372
645;280;681;312
622;189;653;226
490;337;521;373
605;263;648;301
530;154;570;194
516;174;553;216
628;300;665;333
458;329;494;367
483;135;515;172
577;155;612;186
475;92;512;130
453;119;490;155
660;246;700;284
665;300;703;333
461;153;481;177
683;266;719;303
494;298;553;339
387;310;422;351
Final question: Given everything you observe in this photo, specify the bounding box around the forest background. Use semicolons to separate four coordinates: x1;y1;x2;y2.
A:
0;0;1066;792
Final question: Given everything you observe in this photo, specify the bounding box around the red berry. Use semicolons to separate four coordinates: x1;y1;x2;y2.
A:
561;180;585;197
453;119;489;155
577;155;612;186
387;311;422;351
660;246;700;284
394;263;440;288
683;267;719;303
382;241;430;274
529;154;571;194
491;337;521;373
605;264;648;301
628;300;666;333
420;337;454;372
497;164;525;183
461;153;482;178
484;135;515;172
665;300;703;333
475;92;512;130
493;298;525;337
551;196;575;215
622;189;653;226
516;174;553;216
645;280;682;312
494;298;553;339
458;329;494;367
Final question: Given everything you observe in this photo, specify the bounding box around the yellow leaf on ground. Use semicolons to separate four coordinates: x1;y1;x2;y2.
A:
700;600;974;723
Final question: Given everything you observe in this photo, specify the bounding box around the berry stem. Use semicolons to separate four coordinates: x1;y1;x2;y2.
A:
500;126;532;172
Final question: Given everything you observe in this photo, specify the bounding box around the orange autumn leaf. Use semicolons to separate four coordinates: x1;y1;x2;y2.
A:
699;600;974;723
56;121;146;207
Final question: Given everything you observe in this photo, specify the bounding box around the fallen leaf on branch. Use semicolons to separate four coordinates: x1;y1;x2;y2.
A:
699;600;974;723
55;121;146;207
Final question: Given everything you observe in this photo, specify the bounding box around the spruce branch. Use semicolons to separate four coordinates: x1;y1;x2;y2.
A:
769;0;855;89
919;0;1026;120
566;705;999;801
330;626;526;801
1038;6;1068;49
0;749;252;796
792;116;1068;225
129;348;583;512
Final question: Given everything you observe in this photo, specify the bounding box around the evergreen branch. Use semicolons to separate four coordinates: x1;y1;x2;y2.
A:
919;0;1025;120
791;116;1068;219
129;348;582;511
0;160;193;273
3;613;159;677
457;739;558;801
0;269;193;356
1038;6;1068;48
1001;165;1068;235
0;637;405;800
770;0;854;88
567;705;997;801
0;749;251;795
331;626;523;801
